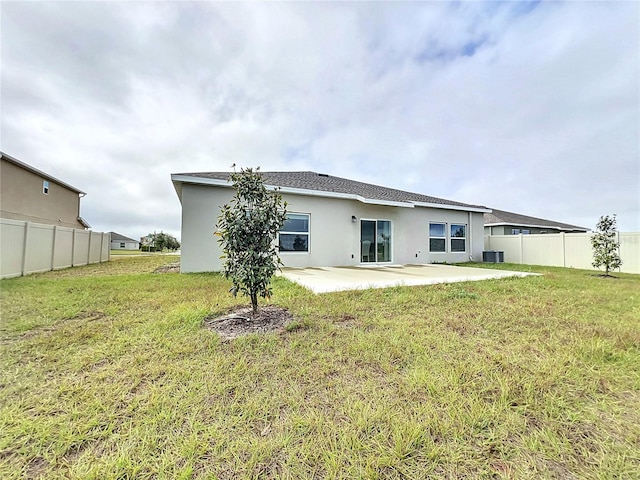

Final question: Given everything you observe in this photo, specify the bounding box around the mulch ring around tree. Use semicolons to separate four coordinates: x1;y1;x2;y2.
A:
204;305;294;340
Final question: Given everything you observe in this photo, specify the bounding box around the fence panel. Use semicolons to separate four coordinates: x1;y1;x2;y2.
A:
483;235;521;263
620;233;640;274
24;223;55;275
89;231;104;264
0;219;27;278
53;227;74;270
0;218;110;279
564;233;594;270
484;232;639;274
522;234;564;266
72;230;90;267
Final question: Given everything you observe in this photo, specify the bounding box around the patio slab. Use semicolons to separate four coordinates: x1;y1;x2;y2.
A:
280;264;538;294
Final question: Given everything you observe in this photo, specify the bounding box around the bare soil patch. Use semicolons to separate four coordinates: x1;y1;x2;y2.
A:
204;305;294;340
153;262;180;273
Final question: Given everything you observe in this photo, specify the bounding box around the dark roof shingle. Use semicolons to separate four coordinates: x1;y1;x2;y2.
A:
174;171;488;210
484;208;588;231
109;232;138;242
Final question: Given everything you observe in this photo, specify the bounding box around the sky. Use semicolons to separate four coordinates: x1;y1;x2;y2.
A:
2;1;639;240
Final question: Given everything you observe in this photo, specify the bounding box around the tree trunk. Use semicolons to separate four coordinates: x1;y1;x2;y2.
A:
250;292;258;315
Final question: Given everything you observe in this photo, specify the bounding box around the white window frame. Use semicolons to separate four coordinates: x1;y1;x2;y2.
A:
450;224;467;253
279;213;310;254
429;222;447;253
43;180;49;195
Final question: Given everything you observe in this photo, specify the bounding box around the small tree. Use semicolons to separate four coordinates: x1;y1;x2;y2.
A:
591;214;622;276
216;167;287;314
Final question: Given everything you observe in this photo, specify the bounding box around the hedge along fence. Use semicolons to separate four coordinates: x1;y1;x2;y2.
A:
484;232;640;274
0;218;110;279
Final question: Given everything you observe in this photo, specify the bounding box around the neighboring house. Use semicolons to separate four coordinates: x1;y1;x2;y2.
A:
140;235;153;247
0;152;90;229
484;208;589;235
109;232;140;250
171;170;491;273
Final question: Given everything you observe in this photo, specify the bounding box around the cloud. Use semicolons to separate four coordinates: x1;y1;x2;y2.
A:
1;0;638;238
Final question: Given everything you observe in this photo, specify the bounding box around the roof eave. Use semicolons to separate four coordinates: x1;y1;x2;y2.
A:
484;222;589;231
411;201;491;213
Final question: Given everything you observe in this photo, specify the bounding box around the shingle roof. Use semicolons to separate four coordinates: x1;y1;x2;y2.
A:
484;208;588;231
109;232;139;242
173;171;489;211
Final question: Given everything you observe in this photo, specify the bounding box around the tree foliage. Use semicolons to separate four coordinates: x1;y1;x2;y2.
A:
216;168;287;314
591;214;622;276
143;232;180;252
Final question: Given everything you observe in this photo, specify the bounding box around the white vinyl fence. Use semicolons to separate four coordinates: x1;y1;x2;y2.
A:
1;218;110;279
484;232;640;274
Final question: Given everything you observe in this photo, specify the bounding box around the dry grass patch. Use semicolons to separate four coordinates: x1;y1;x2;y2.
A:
1;258;639;478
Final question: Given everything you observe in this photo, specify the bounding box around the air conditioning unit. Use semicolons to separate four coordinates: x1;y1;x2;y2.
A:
483;250;504;263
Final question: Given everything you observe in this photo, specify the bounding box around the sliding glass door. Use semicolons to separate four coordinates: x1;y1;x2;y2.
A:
360;220;391;263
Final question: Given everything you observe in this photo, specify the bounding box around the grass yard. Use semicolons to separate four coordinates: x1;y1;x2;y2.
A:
1;256;639;479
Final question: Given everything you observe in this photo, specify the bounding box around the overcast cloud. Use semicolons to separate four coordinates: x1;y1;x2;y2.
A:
2;1;638;239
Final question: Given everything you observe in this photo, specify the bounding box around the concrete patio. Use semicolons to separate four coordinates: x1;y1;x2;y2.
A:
280;263;538;294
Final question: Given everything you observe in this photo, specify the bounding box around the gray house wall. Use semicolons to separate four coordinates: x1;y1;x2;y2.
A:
110;240;139;250
180;183;484;273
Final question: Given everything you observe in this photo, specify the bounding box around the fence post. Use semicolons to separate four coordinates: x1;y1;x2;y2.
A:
519;234;524;264
617;230;621;273
21;222;30;276
51;225;58;270
72;229;76;266
87;231;92;265
561;232;566;267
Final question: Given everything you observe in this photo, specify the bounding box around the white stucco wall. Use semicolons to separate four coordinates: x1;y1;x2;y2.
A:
179;183;485;273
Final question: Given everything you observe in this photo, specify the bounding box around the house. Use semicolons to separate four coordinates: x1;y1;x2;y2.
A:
109;232;140;250
171;170;491;273
0;152;90;229
140;235;153;248
484;208;589;235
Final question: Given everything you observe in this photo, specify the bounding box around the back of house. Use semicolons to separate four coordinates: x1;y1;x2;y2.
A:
171;170;491;273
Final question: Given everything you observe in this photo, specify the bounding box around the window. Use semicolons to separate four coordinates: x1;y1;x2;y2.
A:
279;213;309;252
511;228;520;235
43;181;49;195
450;224;466;252
521;229;531;235
429;223;446;252
120;243;126;248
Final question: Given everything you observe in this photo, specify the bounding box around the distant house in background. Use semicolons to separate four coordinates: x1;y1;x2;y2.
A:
0;152;90;230
140;235;153;248
484;208;589;235
109;232;140;250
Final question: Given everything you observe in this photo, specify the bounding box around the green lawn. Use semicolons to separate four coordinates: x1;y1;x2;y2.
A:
1;257;639;479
